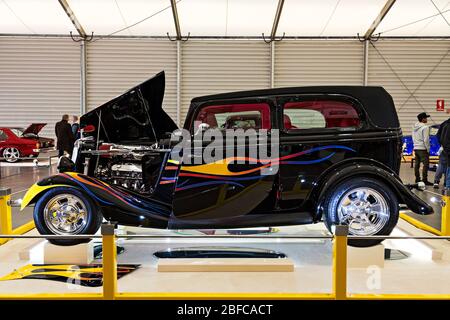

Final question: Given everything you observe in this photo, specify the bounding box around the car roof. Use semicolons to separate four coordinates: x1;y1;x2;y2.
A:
190;86;400;129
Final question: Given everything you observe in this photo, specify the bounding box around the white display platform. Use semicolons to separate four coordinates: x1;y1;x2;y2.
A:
158;258;295;272
20;240;95;265
348;244;385;268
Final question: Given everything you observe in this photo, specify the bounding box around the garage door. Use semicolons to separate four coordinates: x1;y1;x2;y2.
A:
274;40;364;87
0;37;80;138
368;39;450;135
86;39;177;122
180;40;271;125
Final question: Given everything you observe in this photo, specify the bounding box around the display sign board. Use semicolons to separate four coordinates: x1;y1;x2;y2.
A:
437;99;445;111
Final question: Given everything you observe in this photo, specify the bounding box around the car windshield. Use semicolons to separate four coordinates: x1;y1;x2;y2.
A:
10;128;23;137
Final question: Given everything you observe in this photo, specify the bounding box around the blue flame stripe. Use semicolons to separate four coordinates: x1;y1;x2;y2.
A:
176;180;244;191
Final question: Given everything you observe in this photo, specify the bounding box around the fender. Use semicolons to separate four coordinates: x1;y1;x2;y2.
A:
311;158;433;221
21;173;113;210
21;183;74;210
20;172;172;227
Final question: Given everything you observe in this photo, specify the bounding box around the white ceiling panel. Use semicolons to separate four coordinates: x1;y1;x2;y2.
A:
67;0;175;36
278;0;387;36
0;0;75;34
1;0;450;37
177;0;278;36
376;0;450;36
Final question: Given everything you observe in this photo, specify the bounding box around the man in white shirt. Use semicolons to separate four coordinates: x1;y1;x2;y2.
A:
412;112;432;185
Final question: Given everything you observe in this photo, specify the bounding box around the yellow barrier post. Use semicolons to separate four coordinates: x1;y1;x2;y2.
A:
332;225;348;300
441;189;450;236
0;188;12;245
102;223;117;300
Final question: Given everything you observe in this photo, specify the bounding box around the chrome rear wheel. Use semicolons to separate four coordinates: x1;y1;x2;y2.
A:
337;187;390;236
323;177;399;247
3;147;20;162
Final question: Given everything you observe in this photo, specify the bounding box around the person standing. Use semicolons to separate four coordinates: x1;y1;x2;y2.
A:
433;146;447;189
412;112;432;185
55;114;75;157
71;115;80;140
436;117;450;189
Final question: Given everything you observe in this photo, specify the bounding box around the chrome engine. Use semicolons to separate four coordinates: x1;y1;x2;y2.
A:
95;161;144;192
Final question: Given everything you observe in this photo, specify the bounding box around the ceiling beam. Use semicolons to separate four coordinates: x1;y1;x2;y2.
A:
170;0;182;40
364;0;396;39
270;0;285;40
58;0;86;38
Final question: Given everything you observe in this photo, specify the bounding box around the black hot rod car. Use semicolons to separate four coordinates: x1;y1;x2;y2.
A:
21;71;432;246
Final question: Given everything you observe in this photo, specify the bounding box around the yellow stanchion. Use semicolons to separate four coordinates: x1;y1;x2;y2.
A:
441;189;450;236
0;188;12;245
102;223;117;300
332;225;348;300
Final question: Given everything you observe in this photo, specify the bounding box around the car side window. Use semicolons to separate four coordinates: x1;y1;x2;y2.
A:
0;130;7;141
195;103;271;131
283;99;361;130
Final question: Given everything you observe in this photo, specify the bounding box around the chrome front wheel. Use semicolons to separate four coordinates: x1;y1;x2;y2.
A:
43;194;88;235
34;187;103;246
336;187;390;236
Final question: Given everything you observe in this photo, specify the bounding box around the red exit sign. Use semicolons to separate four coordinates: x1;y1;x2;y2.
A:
437;99;445;111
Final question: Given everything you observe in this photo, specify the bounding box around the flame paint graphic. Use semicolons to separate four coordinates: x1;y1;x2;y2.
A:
174;145;355;191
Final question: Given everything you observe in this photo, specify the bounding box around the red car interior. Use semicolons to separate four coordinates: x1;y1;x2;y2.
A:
196;103;272;129
284;100;361;129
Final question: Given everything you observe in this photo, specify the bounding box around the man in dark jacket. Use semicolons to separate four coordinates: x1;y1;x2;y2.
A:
71;115;80;140
436;117;450;189
55;114;75;157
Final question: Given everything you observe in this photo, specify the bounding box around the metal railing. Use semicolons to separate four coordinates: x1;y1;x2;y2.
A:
0;150;58;176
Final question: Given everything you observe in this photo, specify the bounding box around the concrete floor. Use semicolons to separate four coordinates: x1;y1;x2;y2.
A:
0;160;448;295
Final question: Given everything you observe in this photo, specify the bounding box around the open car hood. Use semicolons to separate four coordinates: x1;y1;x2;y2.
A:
80;71;178;144
22;123;46;135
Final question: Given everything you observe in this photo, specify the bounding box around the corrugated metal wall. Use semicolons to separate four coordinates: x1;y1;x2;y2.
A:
180;41;271;124
368;39;450;135
274;40;364;87
1;37;450;137
0;37;80;138
86;39;177;121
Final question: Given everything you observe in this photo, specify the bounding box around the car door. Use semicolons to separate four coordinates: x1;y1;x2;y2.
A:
277;95;365;210
172;99;279;224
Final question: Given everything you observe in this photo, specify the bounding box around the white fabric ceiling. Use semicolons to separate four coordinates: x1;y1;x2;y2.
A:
0;0;449;37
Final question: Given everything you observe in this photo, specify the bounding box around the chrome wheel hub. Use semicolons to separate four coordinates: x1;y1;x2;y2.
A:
43;194;87;235
3;148;20;162
337;187;389;236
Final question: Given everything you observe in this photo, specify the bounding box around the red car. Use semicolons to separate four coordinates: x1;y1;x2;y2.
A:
0;123;55;162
